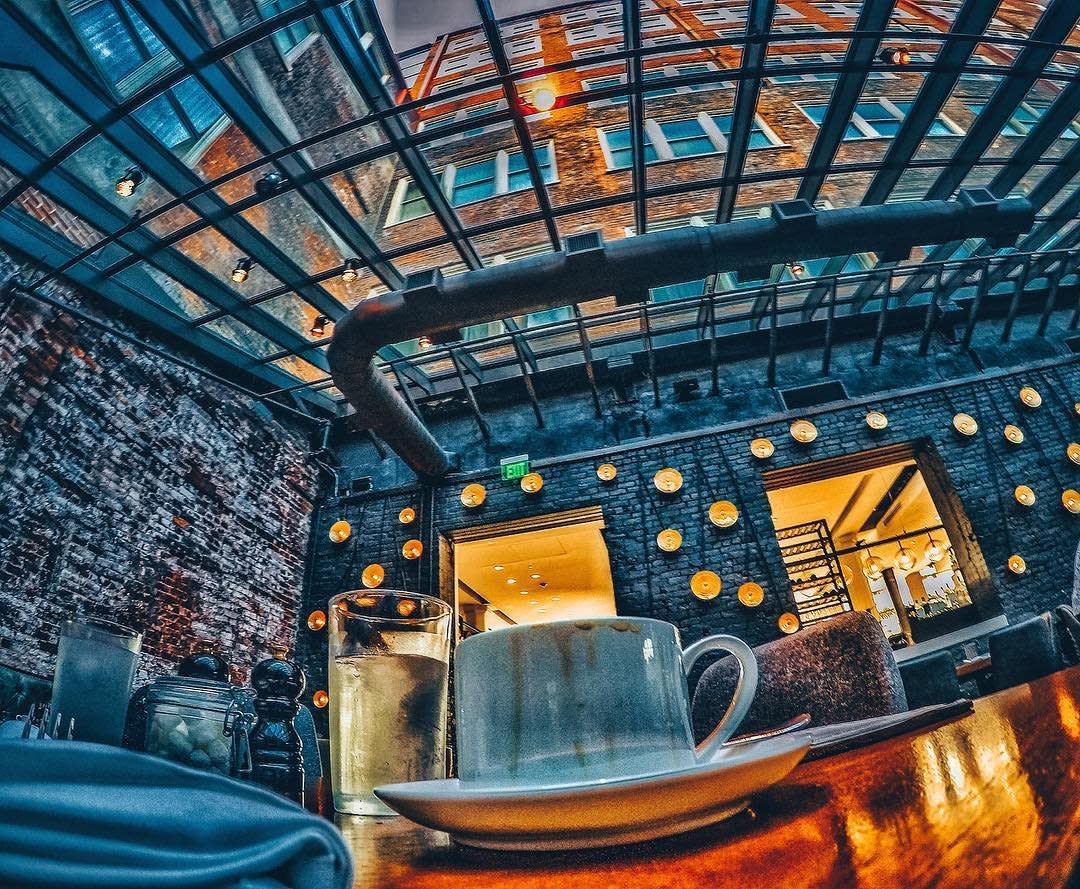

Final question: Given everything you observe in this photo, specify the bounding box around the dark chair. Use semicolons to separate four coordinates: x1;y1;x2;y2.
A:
0;665;51;721
1054;605;1080;667
899;651;963;709
691;610;908;741
988;614;1063;692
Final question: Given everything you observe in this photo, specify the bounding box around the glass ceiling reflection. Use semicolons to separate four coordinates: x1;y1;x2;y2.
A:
0;0;1078;415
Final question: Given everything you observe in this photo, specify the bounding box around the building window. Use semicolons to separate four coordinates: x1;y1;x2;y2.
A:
439;48;494;77
583;63;725;106
798;99;962;140
507;35;543;58
500;18;539;37
968;102;1080;139
812;2;864;15
598;112;780;170
259;0;317;63
386;142;558;225
446;30;486;54
566;21;623;44
769;52;895;83
562;3;620;24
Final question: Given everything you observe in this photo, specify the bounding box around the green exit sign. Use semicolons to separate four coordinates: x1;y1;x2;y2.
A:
500;455;531;481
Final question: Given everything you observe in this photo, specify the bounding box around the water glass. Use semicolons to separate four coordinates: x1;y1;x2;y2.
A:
50;618;142;745
328;590;451;815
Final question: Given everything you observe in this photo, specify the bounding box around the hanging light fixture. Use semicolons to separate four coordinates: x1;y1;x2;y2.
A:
115;167;144;197
863;552;885;581
341;258;361;282
879;46;911;65
894;541;916;572
310;315;330;338
923;534;946;565
231;258;254;284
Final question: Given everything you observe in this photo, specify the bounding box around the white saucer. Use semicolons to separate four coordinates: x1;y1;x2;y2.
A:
373;734;810;851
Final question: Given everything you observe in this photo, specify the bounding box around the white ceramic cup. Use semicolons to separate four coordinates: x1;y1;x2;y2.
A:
454;617;758;787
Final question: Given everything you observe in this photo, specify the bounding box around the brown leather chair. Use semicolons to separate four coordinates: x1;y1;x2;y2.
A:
691;610;908;740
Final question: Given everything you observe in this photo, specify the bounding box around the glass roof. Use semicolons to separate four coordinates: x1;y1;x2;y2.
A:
0;0;1077;416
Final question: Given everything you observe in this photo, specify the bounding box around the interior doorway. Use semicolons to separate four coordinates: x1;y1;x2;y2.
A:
443;507;617;640
762;441;995;649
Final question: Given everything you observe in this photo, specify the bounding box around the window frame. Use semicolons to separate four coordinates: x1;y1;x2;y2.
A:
797;97;963;140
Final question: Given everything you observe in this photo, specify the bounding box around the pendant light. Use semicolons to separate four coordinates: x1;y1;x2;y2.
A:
894;541;916;572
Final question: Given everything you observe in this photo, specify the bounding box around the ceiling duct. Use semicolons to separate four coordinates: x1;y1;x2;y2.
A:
328;191;1033;478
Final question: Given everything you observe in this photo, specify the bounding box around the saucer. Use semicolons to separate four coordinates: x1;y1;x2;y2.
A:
373;734;809;851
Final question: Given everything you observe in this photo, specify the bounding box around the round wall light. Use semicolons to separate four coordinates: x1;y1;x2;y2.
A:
596;463;618;482
1003;424;1025;445
461;483;487;507
708;500;740;528
1014;485;1036;507
312;690;329;709
1019;386;1042;408
750;437;775;459
402;539;423;560
1064;489;1080;514
361;563;385;588
657;529;683;552
328;520;351;543
399;506;416;524
866;410;888;431
1007;554;1027;575
654;468;684;493
778;612;801;635
953;413;978;436
1068;443;1080;465
690;570;722;601
737;582;764;607
790;419;819;443
520;472;544;494
306;610;327;631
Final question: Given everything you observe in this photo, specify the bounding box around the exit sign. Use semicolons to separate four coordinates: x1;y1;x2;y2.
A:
500;454;531;481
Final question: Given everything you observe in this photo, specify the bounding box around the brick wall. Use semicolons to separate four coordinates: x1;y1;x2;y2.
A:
0;253;318;683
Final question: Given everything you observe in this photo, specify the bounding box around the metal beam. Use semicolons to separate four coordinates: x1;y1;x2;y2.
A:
622;0;647;236
713;0;776;224
796;0;895;204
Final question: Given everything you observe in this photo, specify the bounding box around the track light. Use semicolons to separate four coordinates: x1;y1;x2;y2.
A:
255;170;286;197
342;258;361;282
880;47;911;66
310;315;330;338
231;258;254;284
115;168;144;197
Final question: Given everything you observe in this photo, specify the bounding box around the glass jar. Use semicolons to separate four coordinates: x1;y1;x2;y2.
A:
144;677;249;776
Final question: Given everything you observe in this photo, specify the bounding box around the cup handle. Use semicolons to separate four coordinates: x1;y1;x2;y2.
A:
681;634;758;761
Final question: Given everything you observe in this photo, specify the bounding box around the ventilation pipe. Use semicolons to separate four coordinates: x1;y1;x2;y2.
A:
328;191;1033;478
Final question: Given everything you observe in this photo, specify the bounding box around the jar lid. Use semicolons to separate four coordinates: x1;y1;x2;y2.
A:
146;675;237;710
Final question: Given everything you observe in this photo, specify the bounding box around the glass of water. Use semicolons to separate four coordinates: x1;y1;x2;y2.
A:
328;590;452;815
50;618;142;745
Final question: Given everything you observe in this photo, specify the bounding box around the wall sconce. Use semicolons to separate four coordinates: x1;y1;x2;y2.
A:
879;46;911;65
737;582;764;607
1074;402;1080;417
328;520;351;543
750;437;775;459
790;419;818;443
654;468;683;493
866;410;888;430
708;500;739;528
657;529;683;552
530;84;558;112
231;257;254;284
461;483;486;507
312;690;329;709
778;612;801;634
1003;424;1025;445
596;463;618;482
402;539;423;560
690;570;722;600
1007;554;1027;575
953;413;978;436
310;315;330;338
399;506;416;524
306;610;327;631
115;167;144;197
1014;485;1036;507
361;563;385;588
417;335;433;350
1064;490;1080;514
521;472;544;494
1068;443;1080;465
1019;386;1042;408
342;258;361;282
789;260;805;276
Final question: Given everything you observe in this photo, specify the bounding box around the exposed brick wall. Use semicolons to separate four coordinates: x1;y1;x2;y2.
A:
0;253;318;683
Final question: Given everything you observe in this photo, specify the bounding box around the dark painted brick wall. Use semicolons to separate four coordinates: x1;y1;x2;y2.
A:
300;321;1080;724
0;255;318;683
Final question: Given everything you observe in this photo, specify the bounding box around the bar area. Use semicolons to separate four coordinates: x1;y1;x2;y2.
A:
3;0;1080;886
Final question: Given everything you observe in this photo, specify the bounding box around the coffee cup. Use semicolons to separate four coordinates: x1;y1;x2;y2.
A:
454;617;757;787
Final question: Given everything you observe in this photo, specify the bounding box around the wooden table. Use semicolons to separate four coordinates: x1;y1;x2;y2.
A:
335;667;1080;888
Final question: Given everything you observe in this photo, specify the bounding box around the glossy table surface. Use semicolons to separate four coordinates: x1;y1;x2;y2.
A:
335;667;1080;888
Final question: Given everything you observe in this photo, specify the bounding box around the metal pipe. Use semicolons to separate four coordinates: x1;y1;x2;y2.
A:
328;194;1033;478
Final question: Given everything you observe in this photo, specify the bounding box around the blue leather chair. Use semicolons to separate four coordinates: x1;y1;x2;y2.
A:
989;614;1063;692
899;651;963;708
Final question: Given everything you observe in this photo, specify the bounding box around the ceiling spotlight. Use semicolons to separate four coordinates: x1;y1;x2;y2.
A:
310;314;330;338
789;260;805;276
255;170;286;197
231;258;254;284
531;85;558;112
342;258;361;282
880;47;911;66
116;167;144;197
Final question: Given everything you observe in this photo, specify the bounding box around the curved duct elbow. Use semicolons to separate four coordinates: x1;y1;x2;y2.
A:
329;191;1033;479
